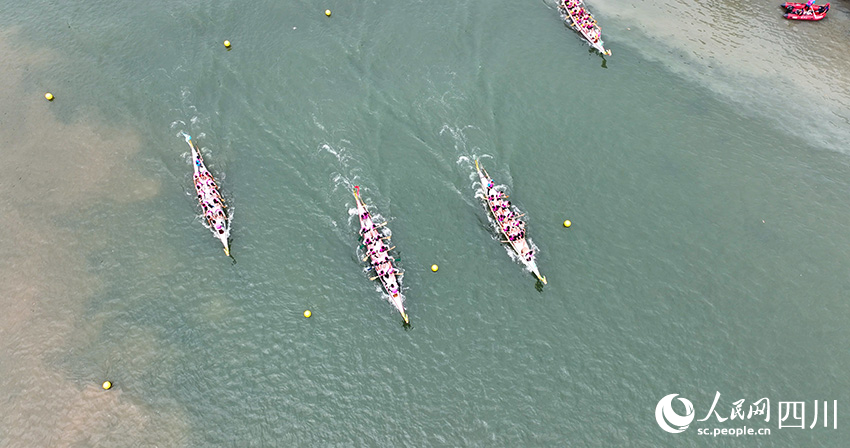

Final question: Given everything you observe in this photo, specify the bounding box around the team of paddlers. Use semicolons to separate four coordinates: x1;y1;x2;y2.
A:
485;180;533;262
194;164;228;237
359;210;401;296
184;133;231;256
559;0;602;44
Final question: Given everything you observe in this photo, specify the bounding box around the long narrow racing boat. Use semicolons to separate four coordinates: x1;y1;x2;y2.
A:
183;133;231;256
476;160;546;284
558;0;611;55
353;186;409;324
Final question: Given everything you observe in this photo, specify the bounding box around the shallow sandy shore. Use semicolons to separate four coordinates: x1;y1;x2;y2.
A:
591;0;850;151
0;29;185;447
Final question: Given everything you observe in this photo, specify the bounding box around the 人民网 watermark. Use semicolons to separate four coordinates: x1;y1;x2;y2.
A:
655;392;836;437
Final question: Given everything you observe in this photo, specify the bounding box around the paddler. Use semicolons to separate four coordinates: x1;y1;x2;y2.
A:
369;245;387;258
373;254;388;266
806;0;815;12
364;231;379;245
383;263;395;276
360;214;376;233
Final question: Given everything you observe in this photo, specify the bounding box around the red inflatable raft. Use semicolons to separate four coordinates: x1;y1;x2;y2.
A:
781;2;830;21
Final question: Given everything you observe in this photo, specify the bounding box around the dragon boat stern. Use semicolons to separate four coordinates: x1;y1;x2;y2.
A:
527;260;547;285
220;237;230;257
390;292;409;324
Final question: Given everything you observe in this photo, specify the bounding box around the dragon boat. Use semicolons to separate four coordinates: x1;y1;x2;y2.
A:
476;160;546;284
183;133;230;256
353;186;408;324
558;0;611;55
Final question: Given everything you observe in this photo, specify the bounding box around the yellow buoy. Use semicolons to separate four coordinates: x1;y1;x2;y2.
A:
325;9;331;16
303;310;311;318
44;92;54;101
563;220;572;228
102;381;112;390
223;40;231;49
431;264;438;272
